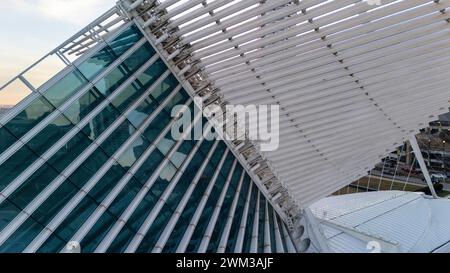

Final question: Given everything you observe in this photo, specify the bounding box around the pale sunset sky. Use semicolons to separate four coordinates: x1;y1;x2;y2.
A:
0;0;116;106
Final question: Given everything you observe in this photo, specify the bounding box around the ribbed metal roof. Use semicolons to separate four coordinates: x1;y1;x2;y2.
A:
310;191;450;253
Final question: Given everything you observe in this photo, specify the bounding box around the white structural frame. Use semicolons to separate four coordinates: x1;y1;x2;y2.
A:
119;0;450;213
409;136;439;198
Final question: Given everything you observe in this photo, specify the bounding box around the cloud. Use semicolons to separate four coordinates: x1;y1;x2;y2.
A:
1;0;115;26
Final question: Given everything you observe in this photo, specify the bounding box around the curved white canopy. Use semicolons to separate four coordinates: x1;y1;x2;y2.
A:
125;0;450;208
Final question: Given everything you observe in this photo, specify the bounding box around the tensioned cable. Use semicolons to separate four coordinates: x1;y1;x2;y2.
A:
403;156;417;192
389;144;405;191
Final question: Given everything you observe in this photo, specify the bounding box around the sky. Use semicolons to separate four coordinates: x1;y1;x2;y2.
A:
0;0;116;105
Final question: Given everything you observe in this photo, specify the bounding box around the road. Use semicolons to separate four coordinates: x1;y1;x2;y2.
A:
370;169;450;191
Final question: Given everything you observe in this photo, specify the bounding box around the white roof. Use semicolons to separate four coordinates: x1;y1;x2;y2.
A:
309;191;450;253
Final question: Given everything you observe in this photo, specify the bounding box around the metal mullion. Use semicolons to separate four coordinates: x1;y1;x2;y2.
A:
249;192;260;253
0;12;128;96
93;98;195;253
216;171;246;253
272;209;284;253
64;17;129;55
58;10;129;61
66;119;206;253
0;59;163;204
263;201;271;253
0;62;167;208
0;37;148;167
0;31;142;129
281;223;297;253
175;149;231;253
124;112;206;253
0;93;40;127
151;139;220;253
61;91;188;248
233;182;253;253
23;87;186;253
197;159;238;253
65;35;104;56
63;135;160;249
0;80;178;248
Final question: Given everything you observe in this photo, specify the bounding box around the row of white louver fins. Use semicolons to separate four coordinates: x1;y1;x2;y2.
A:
123;0;450;207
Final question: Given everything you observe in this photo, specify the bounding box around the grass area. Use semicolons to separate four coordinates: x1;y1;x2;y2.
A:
355;176;423;192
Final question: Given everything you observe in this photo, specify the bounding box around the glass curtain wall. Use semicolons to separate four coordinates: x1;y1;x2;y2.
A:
0;23;295;253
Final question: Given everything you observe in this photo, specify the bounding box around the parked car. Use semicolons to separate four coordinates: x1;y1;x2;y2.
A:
381;158;397;168
422;172;447;184
431;173;447;184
